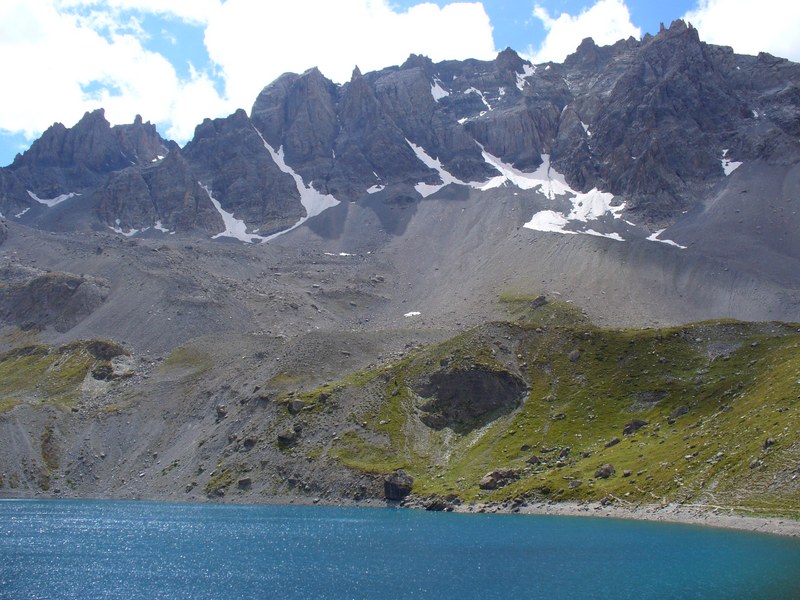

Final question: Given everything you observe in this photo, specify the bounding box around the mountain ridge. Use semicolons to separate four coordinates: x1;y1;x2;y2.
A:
2;19;798;240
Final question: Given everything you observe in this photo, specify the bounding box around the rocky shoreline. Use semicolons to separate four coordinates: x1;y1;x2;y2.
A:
424;498;800;538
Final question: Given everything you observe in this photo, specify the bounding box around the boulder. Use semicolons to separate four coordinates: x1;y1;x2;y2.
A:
530;295;548;309
623;419;648;435
605;437;620;448
479;468;519;490
595;464;616;479
277;427;300;447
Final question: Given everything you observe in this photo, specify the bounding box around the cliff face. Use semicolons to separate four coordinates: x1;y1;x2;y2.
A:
2;20;798;237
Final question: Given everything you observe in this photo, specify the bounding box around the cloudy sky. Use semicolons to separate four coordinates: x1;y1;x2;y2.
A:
1;0;799;166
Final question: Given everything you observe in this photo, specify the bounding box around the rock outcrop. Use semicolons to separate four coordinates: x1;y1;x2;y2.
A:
413;365;527;432
384;470;414;500
0;265;110;332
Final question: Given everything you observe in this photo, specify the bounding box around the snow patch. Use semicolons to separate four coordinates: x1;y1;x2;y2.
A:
14;208;30;218
408;139;465;197
647;229;686;249
581;121;592;137
583;229;624;241
153;220;174;234
465;87;492;111
505;154;626;241
721;149;742;176
431;78;449;101
203;184;268;243
516;63;536;91
524;210;575;234
566;188;623;222
404;311;421;317
752;110;759;118
109;218;140;237
367;184;385;194
27;191;78;207
253;126;340;240
479;151;571;198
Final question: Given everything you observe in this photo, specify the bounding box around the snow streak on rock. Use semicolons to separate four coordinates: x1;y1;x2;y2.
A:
431;78;449;101
516;63;536;91
254;126;340;241
647;229;687;249
465;87;492;112
27;191;78;207
408;139;463;197
203;184;267;243
109;218;140;237
721;149;742;176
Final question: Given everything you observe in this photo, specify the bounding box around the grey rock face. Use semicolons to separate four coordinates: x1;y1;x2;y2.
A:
413;365;527;433
183;108;303;235
2;19;799;237
0;265;110;332
9;110;167;197
95;147;223;235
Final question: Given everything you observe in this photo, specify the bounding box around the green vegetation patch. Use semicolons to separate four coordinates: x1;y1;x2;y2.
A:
0;339;126;412
324;318;800;516
160;346;213;378
498;291;589;326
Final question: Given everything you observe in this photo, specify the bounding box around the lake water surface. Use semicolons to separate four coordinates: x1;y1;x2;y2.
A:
1;500;799;599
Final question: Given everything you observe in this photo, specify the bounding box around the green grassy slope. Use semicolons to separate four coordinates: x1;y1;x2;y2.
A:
321;305;800;516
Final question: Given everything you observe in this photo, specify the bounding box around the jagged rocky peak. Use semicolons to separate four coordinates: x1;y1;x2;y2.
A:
250;66;339;185
4;108;168;208
13;109;165;175
494;47;526;73
184;107;304;236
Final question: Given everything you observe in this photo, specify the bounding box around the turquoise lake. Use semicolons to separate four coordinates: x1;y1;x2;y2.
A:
1;500;799;599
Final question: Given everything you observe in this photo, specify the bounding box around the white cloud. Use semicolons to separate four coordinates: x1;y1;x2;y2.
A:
204;0;496;111
56;0;223;25
0;0;496;152
0;0;228;144
526;0;640;64
683;0;800;62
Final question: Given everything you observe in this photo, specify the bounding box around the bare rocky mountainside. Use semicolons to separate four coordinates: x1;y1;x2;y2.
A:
1;21;799;516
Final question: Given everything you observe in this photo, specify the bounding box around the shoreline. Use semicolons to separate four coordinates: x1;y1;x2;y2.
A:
449;500;800;537
4;490;799;537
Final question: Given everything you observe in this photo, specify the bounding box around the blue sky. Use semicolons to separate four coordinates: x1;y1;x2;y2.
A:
1;0;798;167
